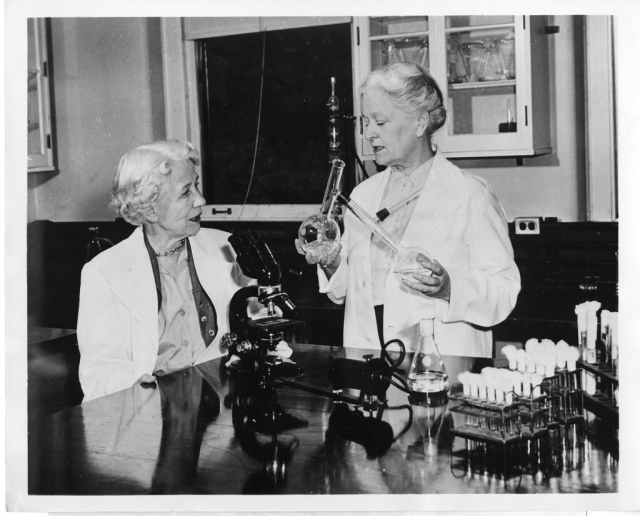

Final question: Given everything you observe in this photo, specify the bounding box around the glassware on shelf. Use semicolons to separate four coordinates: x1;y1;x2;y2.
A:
384;38;429;69
479;40;504;82
298;159;345;260
408;315;449;397
383;41;403;65
495;33;516;79
459;41;485;83
416;39;429;69
446;33;465;84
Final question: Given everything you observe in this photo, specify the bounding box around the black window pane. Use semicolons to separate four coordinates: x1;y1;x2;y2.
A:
197;23;353;205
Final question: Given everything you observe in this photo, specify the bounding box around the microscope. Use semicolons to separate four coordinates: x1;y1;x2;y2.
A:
222;231;305;383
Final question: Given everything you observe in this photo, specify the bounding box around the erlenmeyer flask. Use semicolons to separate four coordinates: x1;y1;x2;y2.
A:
408;316;448;396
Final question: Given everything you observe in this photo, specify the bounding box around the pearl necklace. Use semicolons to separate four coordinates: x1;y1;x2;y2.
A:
154;239;185;257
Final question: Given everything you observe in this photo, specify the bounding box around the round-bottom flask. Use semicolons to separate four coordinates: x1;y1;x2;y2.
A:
298;214;341;260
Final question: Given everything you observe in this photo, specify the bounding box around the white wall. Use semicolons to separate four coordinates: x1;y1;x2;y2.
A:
28;18;166;222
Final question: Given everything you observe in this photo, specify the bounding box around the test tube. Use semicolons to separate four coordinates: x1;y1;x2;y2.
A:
600;309;611;366
610;312;618;376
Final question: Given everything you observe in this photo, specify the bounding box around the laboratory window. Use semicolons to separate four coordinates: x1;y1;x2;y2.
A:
195;23;354;215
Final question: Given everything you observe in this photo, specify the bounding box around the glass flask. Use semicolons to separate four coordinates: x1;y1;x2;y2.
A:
336;192;433;279
459;41;485;83
445;32;466;85
408;317;449;396
495;34;516;79
298;159;345;260
384;41;403;65
298;215;341;260
479;40;503;82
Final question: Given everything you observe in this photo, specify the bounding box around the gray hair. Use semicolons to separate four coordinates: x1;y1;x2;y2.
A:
359;62;447;136
111;139;201;225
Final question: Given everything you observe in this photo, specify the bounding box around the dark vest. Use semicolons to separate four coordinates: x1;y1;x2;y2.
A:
143;231;218;347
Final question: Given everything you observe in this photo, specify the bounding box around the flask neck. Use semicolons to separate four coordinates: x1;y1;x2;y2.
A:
419;317;435;338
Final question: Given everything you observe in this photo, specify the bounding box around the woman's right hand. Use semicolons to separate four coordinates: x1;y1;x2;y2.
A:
295;239;342;271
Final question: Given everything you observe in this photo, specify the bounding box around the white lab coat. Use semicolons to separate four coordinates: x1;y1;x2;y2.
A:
77;227;253;402
319;151;520;357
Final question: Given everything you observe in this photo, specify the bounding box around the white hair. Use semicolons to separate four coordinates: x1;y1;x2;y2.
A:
359;62;447;136
111;139;200;225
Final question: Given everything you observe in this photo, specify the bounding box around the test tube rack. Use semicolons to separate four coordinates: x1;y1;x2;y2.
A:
449;397;521;445
540;369;584;426
578;359;618;426
448;366;585;485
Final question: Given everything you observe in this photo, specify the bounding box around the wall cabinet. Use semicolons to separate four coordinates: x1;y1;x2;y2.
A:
352;16;552;159
28;18;55;172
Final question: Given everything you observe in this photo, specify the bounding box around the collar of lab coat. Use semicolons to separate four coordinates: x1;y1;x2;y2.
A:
362;150;463;247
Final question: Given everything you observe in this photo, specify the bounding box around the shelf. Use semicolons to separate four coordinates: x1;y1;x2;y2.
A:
448;79;516;90
445;22;515;34
368;31;429;42
583;392;618;424
578;360;618;383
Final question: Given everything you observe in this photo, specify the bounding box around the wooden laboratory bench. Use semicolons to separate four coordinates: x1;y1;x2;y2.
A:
28;344;618;496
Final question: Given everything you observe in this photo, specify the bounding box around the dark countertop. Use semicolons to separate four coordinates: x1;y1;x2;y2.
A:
28;344;618;497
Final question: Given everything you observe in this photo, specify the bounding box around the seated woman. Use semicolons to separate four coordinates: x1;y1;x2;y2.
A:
77;139;256;402
297;63;520;357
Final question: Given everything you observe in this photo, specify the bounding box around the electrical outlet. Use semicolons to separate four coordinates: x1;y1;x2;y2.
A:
514;217;541;235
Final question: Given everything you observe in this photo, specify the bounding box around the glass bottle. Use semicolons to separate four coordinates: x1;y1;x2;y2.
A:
408;317;449;395
335;192;433;279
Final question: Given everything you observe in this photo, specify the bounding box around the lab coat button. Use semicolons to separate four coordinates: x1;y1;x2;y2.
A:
208;329;215;336
182;339;189;347
201;316;208;323
178;309;185;317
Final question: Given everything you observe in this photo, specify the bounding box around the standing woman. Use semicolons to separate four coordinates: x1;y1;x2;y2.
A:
78;139;258;402
297;62;520;357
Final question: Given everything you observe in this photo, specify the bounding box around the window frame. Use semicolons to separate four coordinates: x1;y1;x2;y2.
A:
162;17;355;222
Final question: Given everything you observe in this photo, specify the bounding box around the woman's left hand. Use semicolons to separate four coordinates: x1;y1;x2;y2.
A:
402;255;451;301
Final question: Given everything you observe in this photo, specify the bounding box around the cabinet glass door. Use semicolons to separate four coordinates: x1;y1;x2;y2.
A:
28;18;54;172
444;16;517;137
369;17;430;70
